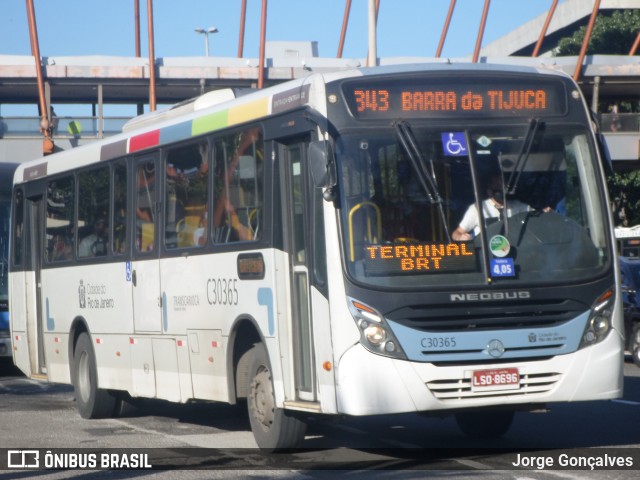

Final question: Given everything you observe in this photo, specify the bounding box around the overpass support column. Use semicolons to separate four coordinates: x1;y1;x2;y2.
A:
98;84;104;138
591;76;600;113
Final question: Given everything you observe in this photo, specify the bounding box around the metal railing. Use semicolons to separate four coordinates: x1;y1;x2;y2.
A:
0;116;130;139
1;113;639;140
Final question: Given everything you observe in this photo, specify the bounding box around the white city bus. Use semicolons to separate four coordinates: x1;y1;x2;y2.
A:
10;63;623;450
0;163;17;359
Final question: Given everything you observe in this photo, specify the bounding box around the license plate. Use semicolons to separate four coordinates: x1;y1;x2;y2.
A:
471;368;520;391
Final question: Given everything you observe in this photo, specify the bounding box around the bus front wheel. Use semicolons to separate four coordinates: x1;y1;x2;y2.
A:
73;332;118;419
454;410;514;439
246;343;306;451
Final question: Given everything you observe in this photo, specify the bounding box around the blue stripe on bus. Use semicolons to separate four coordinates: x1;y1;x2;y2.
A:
257;287;275;336
160;121;193;145
46;298;55;331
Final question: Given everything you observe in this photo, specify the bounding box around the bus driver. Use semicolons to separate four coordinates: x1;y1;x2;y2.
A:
452;174;530;241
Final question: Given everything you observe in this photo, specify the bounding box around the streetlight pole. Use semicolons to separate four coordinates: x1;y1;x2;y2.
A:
194;27;218;56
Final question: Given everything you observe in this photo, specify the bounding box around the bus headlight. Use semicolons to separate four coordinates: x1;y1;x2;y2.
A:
348;298;406;359
579;289;613;349
364;324;386;345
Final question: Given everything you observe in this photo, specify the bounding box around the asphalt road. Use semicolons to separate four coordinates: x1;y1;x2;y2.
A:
1;357;639;479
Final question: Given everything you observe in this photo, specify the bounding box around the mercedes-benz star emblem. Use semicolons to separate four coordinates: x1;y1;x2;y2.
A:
487;339;505;358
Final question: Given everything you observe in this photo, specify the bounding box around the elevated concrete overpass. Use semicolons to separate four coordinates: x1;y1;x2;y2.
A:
1;53;639;167
481;0;639;58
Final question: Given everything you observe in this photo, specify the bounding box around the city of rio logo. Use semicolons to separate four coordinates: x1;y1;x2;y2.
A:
79;280;86;308
77;280;115;310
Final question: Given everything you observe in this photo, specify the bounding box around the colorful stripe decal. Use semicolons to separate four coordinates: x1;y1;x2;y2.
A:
192;110;228;137
129;129;160;153
98;91;286;158
100;139;127;161
228;97;270;125
160;122;192;144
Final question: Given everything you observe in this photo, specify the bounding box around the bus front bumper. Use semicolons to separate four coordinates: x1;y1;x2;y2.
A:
335;330;624;416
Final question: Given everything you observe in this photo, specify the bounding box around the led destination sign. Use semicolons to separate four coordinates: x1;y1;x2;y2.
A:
344;77;566;119
364;242;476;275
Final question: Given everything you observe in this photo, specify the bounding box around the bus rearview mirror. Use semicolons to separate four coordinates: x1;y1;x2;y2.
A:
308;140;335;189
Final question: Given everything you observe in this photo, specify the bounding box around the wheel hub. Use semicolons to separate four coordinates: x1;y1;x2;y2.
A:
77;351;91;403
251;366;275;428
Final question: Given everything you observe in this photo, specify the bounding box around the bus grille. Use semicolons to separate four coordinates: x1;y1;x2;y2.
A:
387;299;585;332
426;372;561;401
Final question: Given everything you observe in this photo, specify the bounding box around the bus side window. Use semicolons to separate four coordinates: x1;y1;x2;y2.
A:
78;166;110;259
213;127;263;243
164;141;209;249
113;162;127;255
45;176;75;263
135;160;156;252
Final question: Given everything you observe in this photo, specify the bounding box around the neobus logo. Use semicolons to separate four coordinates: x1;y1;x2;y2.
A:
450;291;531;302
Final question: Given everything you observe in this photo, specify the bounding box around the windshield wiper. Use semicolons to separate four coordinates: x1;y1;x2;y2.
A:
499;118;542;238
393;120;452;243
505;118;542;195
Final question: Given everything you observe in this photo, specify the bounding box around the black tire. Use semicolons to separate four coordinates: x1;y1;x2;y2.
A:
113;391;141;418
246;343;306;451
455;410;514;439
73;332;118;419
631;323;640;368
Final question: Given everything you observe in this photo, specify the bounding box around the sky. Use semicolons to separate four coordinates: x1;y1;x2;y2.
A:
0;0;564;60
0;1;566;116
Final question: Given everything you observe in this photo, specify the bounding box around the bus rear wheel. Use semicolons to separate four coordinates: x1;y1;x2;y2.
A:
247;343;306;451
73;332;118;419
454;410;514;439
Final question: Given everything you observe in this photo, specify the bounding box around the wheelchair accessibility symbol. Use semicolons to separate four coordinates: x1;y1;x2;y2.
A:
441;132;468;156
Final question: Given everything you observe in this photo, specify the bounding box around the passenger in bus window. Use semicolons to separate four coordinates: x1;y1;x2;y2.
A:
213;128;261;243
165;162;185;248
52;232;73;261
113;209;126;254
79;218;109;257
193;211;208;246
136;162;156;252
213;196;252;242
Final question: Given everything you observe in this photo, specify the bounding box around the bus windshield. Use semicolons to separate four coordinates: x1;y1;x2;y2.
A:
336;122;610;288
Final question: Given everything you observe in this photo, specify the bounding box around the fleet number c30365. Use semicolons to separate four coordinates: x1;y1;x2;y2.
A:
206;278;239;306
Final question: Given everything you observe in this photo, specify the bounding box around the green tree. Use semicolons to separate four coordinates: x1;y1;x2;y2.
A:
608;171;640;228
555;10;640;227
554;10;640;56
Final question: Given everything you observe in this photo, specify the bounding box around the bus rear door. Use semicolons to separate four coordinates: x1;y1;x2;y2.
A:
19;192;47;377
131;154;162;333
130;155;162;398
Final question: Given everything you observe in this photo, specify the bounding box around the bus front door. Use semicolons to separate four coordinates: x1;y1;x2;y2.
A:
283;143;316;402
